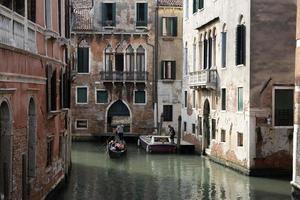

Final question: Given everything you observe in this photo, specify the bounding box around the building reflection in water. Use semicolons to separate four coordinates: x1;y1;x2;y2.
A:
57;143;291;200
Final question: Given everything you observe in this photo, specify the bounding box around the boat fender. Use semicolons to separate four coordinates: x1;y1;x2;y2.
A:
137;139;140;147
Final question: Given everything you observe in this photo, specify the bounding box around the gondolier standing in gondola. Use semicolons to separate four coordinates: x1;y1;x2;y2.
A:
168;125;175;144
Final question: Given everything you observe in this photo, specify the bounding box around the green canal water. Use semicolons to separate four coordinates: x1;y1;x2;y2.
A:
57;142;292;200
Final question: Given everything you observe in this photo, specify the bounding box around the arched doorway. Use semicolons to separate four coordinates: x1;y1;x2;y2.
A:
28;98;36;178
107;100;131;133
0;101;12;199
203;99;210;151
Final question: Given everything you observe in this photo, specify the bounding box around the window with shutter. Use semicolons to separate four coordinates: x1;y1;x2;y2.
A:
208;37;212;69
161;17;177;37
221;88;226;110
51;69;57;111
238;87;243;111
77;48;89;73
221;32;227;68
96;90;109;104
76;87;88;104
161;61;176;80
163;105;173;121
236;25;246;65
274;89;294;126
136;3;148;27
102;3;116;26
203;39;208;69
134;91;146;104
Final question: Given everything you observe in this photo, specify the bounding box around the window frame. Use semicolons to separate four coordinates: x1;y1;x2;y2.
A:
77;47;90;74
272;86;294;128
75;119;88;130
237;87;243;112
221;129;226;143
221;88;226;111
163;105;173;122
76;86;89;105
237;132;243;147
133;90;147;105
161;17;178;37
136;2;148;27
102;2;116;27
161;60;176;80
95;89;109;104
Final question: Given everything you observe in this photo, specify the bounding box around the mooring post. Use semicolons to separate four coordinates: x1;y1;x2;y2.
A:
159;113;164;135
177;115;182;153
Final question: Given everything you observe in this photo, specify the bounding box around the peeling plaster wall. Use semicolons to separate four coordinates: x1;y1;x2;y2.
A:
182;0;251;171
250;0;296;171
157;6;183;132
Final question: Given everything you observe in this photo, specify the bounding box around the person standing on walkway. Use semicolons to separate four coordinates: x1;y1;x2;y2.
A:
168;125;175;144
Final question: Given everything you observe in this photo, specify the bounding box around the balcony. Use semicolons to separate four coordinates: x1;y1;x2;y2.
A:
100;71;148;82
0;5;37;53
189;69;217;90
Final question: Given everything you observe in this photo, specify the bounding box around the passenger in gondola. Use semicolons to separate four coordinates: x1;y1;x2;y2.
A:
168;125;176;144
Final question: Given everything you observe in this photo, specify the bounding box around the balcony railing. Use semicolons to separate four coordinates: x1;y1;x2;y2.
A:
189;69;217;89
0;5;37;52
100;71;148;82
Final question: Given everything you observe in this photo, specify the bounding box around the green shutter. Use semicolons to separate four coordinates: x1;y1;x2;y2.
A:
77;88;87;103
238;87;243;111
112;3;116;26
172;17;177;36
144;3;148;25
77;48;83;72
171;61;176;79
102;3;106;26
97;91;108;103
135;91;146;104
161;61;164;79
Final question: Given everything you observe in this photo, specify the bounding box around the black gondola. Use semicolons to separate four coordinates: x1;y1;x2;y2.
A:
107;141;127;158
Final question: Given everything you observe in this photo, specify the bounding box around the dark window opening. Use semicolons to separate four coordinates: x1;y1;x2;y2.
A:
192;124;196;134
27;0;36;22
97;90;108;104
193;0;204;13
45;0;51;28
136;3;148;27
115;54;124;72
51;69;57;111
184;122;187;131
76;120;88;129
102;3;116;26
203;39;208;69
77;87;88;104
77;47;89;73
212;119;216;139
13;0;25;16
237;132;243;147
274;89;293;126
135;91;146;104
161;17;177;37
221;32;227;68
199;117;202;135
58;0;61;35
0;0;12;9
163;105;173;122
236;24;246;65
161;61;176;80
46;137;53;167
221;88;226;111
221;129;226;142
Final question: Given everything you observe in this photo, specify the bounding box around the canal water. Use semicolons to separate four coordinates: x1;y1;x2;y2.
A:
57;142;292;200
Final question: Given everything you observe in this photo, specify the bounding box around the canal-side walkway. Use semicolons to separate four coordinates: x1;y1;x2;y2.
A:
56;142;292;200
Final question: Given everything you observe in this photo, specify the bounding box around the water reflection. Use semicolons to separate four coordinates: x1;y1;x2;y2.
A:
57;142;291;200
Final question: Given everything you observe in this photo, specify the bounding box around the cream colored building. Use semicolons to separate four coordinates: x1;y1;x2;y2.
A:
182;0;296;175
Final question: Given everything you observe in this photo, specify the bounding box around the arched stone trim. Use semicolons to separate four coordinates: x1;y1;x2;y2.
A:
0;98;13;199
105;99;132;133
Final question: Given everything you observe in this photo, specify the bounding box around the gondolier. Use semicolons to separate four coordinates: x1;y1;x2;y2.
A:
168;125;175;144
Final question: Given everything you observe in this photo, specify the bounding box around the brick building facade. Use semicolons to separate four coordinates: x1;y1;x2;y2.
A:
71;0;155;138
0;0;72;199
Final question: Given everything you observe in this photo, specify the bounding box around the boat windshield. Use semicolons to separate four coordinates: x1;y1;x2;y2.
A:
153;137;169;143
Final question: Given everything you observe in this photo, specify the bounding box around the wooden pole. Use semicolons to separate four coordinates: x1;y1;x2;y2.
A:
177;115;182;153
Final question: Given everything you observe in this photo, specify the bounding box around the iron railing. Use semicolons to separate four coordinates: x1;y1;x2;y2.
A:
100;71;148;82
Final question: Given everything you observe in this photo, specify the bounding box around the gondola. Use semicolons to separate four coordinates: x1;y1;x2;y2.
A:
107;140;127;158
